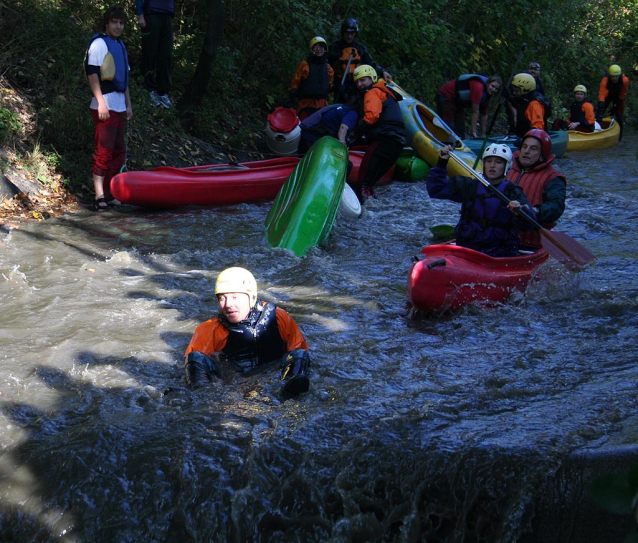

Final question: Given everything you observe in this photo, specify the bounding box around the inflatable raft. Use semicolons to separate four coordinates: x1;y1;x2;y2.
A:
265;137;348;257
408;243;549;314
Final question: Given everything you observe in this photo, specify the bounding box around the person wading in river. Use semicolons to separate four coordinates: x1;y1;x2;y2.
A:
507;129;566;249
184;267;310;398
426;143;537;257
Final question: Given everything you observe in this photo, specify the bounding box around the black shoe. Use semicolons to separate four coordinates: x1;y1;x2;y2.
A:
281;375;310;398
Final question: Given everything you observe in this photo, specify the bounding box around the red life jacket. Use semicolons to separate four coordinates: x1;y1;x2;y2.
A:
507;155;566;248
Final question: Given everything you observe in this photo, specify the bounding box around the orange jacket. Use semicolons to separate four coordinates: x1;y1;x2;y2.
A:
185;304;308;358
598;74;629;102
290;59;334;92
362;81;394;125
525;101;546;130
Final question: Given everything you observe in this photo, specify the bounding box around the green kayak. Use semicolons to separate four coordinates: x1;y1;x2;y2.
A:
265;136;347;257
394;148;430;182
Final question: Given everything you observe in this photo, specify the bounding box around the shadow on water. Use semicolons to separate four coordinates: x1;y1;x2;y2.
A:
1;132;638;540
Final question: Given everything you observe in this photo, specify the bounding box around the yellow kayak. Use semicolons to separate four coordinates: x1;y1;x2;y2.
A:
388;81;482;176
566;118;620;151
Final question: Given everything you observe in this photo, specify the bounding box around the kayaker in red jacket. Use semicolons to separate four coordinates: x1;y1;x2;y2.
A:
426;143;537;257
507;129;567;249
184;267;310;398
435;74;502;138
345;64;406;203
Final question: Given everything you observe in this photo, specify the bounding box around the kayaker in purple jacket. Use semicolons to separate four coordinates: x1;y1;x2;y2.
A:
426;143;537;257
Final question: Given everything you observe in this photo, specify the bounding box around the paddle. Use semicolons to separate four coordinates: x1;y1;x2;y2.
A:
451;150;596;270
334;49;356;103
472;42;528;168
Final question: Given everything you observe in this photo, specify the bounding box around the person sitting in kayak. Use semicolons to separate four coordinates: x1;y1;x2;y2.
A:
298;104;359;155
507;129;566;249
426;143;537;257
346;64;406;203
184;267;310;398
552;85;596;133
286;36;334;121
435;74;502;139
507;73;552;137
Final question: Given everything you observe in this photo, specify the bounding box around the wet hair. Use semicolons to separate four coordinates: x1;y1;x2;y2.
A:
486;76;503;89
103;5;128;29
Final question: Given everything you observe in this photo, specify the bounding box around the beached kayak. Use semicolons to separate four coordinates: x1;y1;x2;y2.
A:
408;243;549;314
566;118;620;151
388;81;482;177
463;130;569;158
265;136;348;257
111;151;378;208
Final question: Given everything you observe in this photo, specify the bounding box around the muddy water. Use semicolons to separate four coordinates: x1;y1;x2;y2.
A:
0;132;637;541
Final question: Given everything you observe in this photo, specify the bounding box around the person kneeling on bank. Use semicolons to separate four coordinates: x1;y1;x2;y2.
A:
184;267;310;398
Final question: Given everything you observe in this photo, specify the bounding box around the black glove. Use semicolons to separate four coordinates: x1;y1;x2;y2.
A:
280;349;310;398
185;351;222;389
596;101;606;121
346;121;371;147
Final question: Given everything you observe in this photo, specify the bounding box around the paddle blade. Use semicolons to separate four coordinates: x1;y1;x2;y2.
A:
539;228;596;270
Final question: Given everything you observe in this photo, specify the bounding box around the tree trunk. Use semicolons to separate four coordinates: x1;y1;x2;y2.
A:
178;0;226;111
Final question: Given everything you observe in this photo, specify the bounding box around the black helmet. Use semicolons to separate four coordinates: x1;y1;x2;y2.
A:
341;17;359;34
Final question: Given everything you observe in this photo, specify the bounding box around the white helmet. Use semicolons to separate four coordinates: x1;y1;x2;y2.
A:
482;143;513;175
215;267;258;305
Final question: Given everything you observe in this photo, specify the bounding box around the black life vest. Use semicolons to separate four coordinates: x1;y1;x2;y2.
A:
220;301;286;373
365;83;406;143
84;33;129;94
455;74;488;108
604;75;625;101
298;56;330;100
569;100;594;128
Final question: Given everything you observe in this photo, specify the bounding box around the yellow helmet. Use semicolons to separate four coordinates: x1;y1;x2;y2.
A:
511;73;536;93
309;36;327;52
573;85;587;94
215;267;257;305
353;64;378;83
608;64;622;76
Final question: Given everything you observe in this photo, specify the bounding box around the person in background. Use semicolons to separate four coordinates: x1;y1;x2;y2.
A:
286;36;334;121
597;64;630;140
426;143;537;257
507;129;566;249
184;267;310;398
526;61;546;96
328;18;391;105
507;73;551;137
85;5;133;211
298;104;359;155
435;74;502;138
136;0;174;108
346;65;406;203
553;85;596;133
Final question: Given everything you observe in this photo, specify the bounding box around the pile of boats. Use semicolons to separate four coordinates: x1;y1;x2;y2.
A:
111;83;604;315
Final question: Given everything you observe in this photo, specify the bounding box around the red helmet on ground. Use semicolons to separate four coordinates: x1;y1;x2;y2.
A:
522;129;552;160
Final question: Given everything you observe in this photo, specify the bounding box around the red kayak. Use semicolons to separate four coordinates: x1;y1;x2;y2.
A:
408;243;549;314
111;151;394;208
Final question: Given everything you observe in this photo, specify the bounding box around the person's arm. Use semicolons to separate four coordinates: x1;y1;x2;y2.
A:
359;43;391;81
184;319;228;358
525;101;545;130
125;88;133;120
136;0;146;28
285;60;308;107
275;308;308;351
470;102;480;138
537;177;566;224
619;75;630;100
88;73;109;121
505;184;537;230
337;123;349;143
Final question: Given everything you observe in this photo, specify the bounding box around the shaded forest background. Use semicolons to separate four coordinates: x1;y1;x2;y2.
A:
0;0;636;197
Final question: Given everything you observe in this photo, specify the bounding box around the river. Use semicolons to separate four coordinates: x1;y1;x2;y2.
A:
0;131;637;542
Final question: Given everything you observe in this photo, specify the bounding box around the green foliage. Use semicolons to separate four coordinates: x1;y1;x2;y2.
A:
0;0;636;194
0;107;22;144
